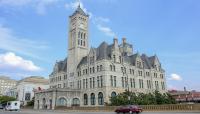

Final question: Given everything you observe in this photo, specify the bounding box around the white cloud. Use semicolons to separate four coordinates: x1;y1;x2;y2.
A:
169;73;182;81
0;52;41;71
0;24;48;60
97;24;115;37
0;0;60;15
95;17;110;23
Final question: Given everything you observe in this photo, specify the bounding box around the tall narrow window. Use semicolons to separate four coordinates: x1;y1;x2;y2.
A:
98;92;104;105
100;76;103;87
97;76;100;87
84;94;88;105
90;78;92;88
93;77;95;88
91;93;95;105
114;76;116;87
110;75;113;87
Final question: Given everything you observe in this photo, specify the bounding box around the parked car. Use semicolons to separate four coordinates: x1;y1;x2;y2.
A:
115;105;143;114
5;101;20;111
0;104;4;109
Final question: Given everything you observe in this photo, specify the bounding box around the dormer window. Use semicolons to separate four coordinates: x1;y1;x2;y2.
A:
137;61;142;68
90;56;95;64
113;55;116;62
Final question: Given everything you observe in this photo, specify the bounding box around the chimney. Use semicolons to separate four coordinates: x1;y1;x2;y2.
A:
113;38;118;46
122;37;126;44
184;87;187;92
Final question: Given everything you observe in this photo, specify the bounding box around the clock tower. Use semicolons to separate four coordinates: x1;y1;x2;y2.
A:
67;5;89;88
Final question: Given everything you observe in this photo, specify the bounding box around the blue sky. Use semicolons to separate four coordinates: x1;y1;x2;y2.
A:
0;0;199;91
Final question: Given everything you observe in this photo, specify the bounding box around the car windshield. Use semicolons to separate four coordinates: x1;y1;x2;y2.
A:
128;105;138;108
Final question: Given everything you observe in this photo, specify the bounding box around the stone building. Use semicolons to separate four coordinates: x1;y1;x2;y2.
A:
0;76;16;96
7;76;49;105
34;5;166;110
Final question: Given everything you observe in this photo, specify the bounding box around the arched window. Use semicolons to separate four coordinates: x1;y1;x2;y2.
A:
78;32;80;38
84;94;88;105
97;66;99;72
78;39;80;45
113;65;116;71
83;41;86;46
81;32;83;39
72;98;80;106
100;65;103;71
111;92;117;98
84;33;86;39
90;93;95;105
98;92;104;105
57;97;67;106
110;65;112;71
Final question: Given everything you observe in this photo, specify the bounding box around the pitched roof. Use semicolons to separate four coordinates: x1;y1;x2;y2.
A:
71;5;88;17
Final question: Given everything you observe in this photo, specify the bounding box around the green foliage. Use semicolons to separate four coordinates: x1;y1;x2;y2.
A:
26;97;34;106
110;90;177;106
0;96;16;104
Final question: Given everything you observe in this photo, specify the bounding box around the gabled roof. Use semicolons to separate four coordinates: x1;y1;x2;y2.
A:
141;54;152;69
71;5;88;17
52;58;68;74
149;55;160;66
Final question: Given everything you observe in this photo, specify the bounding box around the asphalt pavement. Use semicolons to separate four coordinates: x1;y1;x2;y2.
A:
0;110;199;114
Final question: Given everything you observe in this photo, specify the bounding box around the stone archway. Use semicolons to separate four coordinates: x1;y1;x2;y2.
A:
72;98;80;107
57;97;67;106
42;98;46;109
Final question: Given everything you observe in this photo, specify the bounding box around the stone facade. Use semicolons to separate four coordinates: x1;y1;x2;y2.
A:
7;76;49;105
34;5;167;110
0;76;16;96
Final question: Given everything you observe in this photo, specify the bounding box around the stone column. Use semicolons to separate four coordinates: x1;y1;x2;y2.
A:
52;90;56;110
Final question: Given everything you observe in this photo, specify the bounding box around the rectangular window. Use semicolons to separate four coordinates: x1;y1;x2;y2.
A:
97;76;100;87
92;77;95;88
110;75;113;87
122;77;124;88
139;79;143;88
86;79;88;89
83;79;85;89
100;76;103;87
90;78;92;88
114;76;116;87
133;79;135;88
130;78;133;88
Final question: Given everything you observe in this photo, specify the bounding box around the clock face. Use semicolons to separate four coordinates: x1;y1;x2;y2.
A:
79;23;84;29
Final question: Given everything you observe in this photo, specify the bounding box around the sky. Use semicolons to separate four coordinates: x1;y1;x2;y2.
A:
0;0;200;91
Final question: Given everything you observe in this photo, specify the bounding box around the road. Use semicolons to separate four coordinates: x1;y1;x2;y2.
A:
0;110;199;114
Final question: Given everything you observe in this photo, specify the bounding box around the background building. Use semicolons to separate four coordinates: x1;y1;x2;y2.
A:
35;5;166;110
0;76;16;96
7;76;49;106
169;88;200;103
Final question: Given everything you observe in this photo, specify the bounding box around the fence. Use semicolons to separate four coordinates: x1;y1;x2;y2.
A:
55;104;200;111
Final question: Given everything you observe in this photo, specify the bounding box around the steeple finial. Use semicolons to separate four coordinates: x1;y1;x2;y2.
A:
78;0;81;8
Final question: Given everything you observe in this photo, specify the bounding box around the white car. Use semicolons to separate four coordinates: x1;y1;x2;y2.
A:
5;101;20;111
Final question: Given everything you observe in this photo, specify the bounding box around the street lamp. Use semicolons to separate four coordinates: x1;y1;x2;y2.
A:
121;42;131;105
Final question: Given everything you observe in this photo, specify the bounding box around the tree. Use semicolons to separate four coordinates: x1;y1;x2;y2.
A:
110;91;177;106
0;96;16;104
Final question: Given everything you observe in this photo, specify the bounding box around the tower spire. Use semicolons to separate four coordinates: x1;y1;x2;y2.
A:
78;0;81;8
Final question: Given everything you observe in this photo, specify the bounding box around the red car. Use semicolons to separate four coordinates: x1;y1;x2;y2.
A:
115;105;142;114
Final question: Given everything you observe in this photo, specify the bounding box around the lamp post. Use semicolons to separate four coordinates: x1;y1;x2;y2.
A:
121;42;131;105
